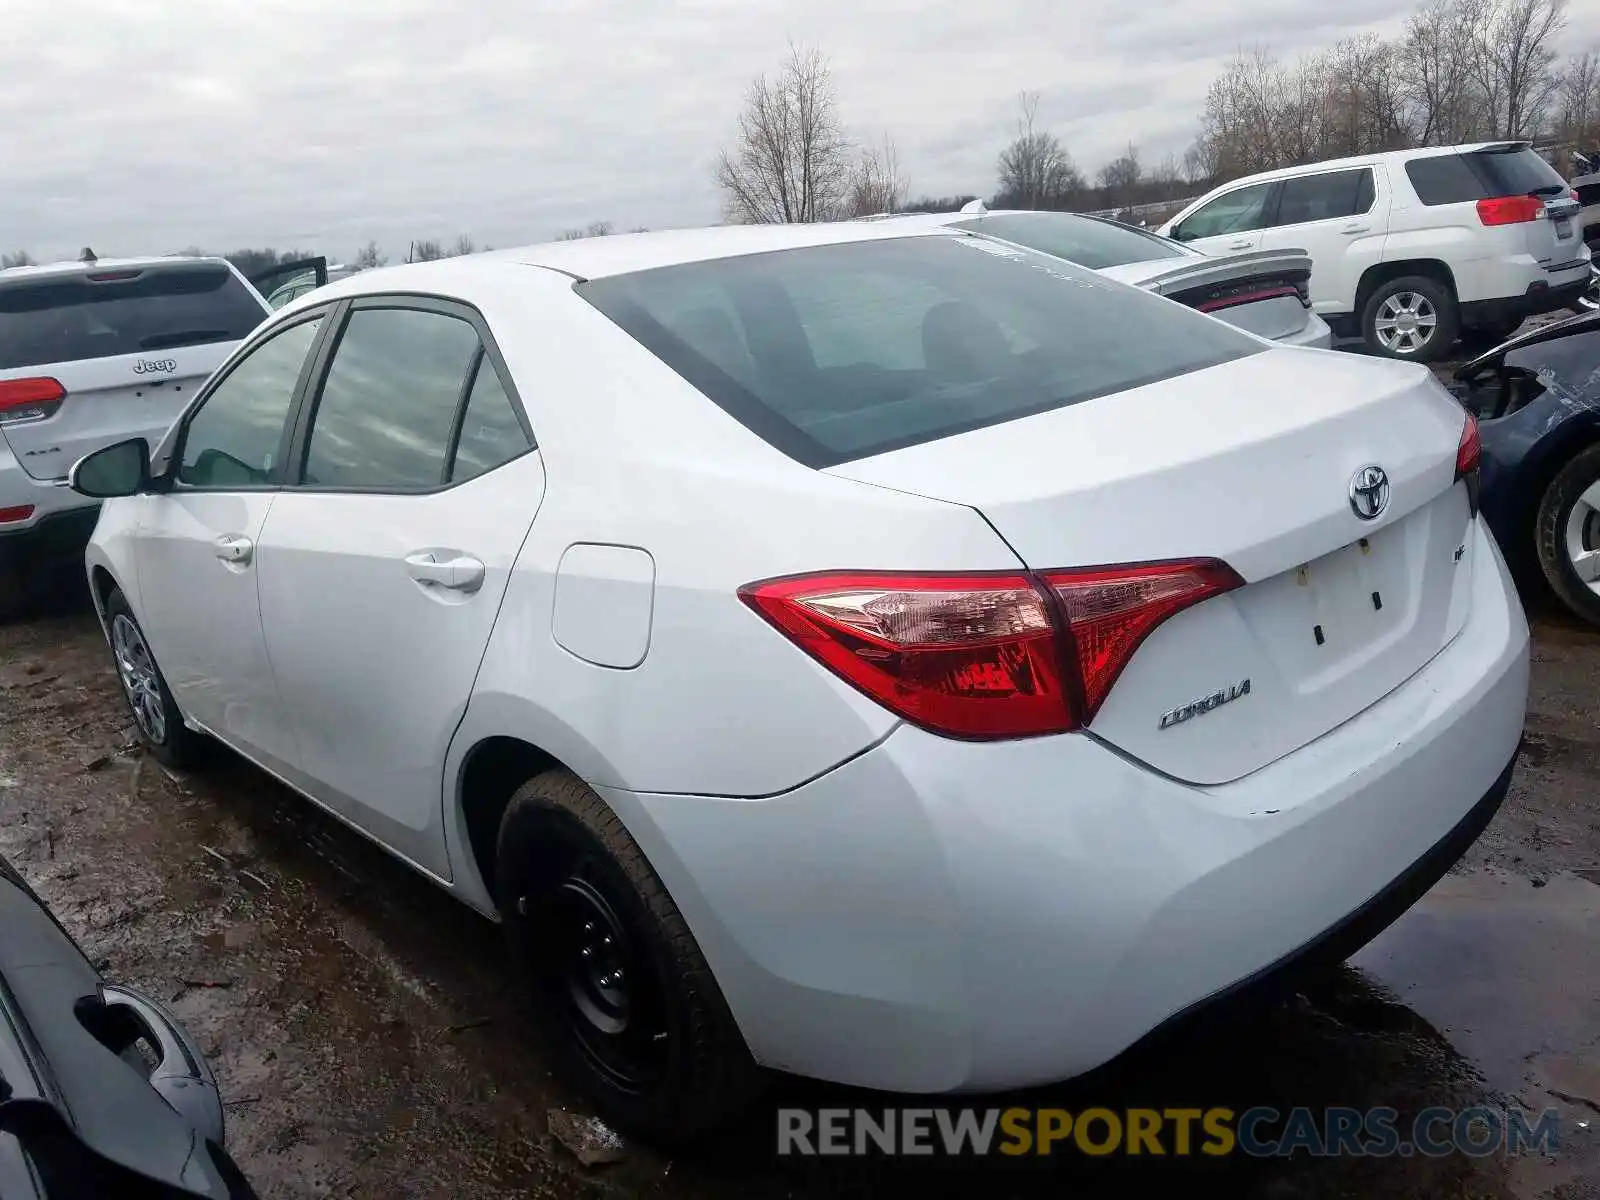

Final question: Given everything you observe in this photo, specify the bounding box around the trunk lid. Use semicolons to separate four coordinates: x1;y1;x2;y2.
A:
0;345;233;480
1100;249;1316;343
827;348;1476;784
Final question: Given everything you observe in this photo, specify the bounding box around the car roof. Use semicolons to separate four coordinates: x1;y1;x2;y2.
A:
1203;141;1532;192
309;222;960;298
0;254;235;283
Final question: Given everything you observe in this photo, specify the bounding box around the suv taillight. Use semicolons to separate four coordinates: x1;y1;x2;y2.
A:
1456;411;1482;515
0;377;65;425
1475;195;1544;226
740;560;1243;739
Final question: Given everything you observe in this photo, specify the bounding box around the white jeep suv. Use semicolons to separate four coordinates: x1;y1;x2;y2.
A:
0;254;272;616
1161;142;1591;361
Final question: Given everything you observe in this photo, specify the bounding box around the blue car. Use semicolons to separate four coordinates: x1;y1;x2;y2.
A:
1455;309;1600;623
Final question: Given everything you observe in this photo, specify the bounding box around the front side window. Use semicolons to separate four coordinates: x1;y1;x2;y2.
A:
177;317;322;488
1174;182;1277;239
953;213;1186;269
1272;169;1375;225
299;307;482;489
581;236;1261;467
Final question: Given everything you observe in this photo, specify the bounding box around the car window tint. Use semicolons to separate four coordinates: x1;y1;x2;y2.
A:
1465;146;1570;197
177;318;322;488
953;212;1186;268
0;264;267;371
581;236;1261;468
301;308;480;489
1405;155;1490;205
450;359;530;482
1174;182;1276;239
1272;169;1373;225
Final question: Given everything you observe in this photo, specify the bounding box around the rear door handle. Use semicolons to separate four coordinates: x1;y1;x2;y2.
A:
405;551;486;594
213;534;253;565
1227;239;1254;250
1341;224;1370;235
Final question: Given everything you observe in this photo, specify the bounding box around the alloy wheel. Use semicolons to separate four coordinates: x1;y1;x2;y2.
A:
1374;291;1438;355
110;614;167;744
1564;480;1600;596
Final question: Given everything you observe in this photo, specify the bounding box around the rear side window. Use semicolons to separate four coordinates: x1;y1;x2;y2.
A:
300;308;482;489
1405;154;1491;204
953;213;1185;268
580;236;1262;467
450;360;531;483
0;264;267;370
1272;169;1374;225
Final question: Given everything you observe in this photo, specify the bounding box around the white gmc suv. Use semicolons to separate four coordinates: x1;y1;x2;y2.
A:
1160;142;1591;362
0;254;273;616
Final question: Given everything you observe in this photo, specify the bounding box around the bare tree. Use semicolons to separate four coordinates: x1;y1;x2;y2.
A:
1399;0;1490;144
1558;49;1600;147
450;235;477;257
1482;0;1568;138
557;221;615;240
352;240;387;269
846;135;908;216
716;44;853;223
1096;143;1142;208
1;250;34;268
406;240;445;263
995;91;1084;210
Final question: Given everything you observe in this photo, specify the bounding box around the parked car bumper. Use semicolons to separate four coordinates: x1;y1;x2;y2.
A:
1279;310;1333;349
605;518;1528;1094
0;438;100;569
1460;259;1593;329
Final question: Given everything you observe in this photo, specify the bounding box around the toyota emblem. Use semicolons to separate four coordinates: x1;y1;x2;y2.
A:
1348;465;1390;521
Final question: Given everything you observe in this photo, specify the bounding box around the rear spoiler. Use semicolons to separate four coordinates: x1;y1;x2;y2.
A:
1133;249;1313;302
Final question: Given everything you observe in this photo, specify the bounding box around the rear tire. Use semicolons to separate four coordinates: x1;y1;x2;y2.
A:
496;769;762;1143
1535;444;1600;627
1361;275;1458;363
103;587;208;768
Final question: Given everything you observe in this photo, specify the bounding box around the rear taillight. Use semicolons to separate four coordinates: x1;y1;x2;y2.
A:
0;377;65;425
740;560;1242;740
1456;411;1481;515
1475;195;1544;226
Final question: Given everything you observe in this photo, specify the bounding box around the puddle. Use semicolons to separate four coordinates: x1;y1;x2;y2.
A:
1352;868;1600;1189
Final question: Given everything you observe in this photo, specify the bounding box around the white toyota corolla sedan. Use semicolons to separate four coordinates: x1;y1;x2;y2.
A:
72;222;1529;1140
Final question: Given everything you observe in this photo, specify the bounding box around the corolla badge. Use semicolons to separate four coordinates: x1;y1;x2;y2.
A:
133;358;177;375
1159;679;1251;730
1348;464;1389;521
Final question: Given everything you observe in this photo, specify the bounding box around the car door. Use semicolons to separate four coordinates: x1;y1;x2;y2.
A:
253;297;542;877
1168;180;1280;256
134;311;330;779
1254;166;1388;314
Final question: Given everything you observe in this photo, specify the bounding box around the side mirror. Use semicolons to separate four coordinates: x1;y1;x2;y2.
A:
70;438;150;498
1169;225;1194;243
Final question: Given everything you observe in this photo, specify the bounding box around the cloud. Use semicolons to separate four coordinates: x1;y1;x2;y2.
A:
1;0;1595;262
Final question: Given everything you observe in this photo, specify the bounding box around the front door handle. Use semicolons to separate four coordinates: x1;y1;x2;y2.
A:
1228;239;1254;250
405;551;486;594
1341;223;1370;235
213;534;253;565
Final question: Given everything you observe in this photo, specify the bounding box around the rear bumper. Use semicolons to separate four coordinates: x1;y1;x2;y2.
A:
0;441;98;567
1277;311;1332;349
603;518;1530;1093
1460;268;1592;328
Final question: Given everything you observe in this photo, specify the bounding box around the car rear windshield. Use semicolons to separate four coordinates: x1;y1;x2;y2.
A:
951;212;1187;269
0;263;266;370
580;235;1261;467
1406;146;1570;205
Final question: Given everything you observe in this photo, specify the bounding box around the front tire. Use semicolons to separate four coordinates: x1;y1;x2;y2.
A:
1361;275;1458;362
496;770;761;1143
1536;444;1600;627
103;588;207;768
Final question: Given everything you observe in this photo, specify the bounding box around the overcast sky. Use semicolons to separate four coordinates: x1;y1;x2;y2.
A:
3;0;1597;264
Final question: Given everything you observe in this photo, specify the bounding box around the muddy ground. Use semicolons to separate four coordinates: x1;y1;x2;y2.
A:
3;446;1599;1198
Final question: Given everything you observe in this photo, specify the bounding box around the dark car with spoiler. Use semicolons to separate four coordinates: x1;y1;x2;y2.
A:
859;206;1332;348
0;853;256;1199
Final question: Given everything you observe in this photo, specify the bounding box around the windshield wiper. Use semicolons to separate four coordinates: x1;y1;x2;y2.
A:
139;329;231;350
